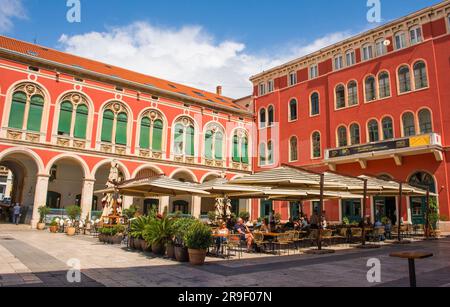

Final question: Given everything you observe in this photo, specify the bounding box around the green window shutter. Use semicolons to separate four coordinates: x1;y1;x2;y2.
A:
27;95;44;132
74;105;88;139
139;117;151;149
174;123;184;155
215;131;223;160
259;143;266;166
185;125;195;156
101;110;114;143
115;112;128;145
152;120;163;151
204;130;213;159
232;135;239;162
8;92;26;129
241;137;249;164
57;101;73;136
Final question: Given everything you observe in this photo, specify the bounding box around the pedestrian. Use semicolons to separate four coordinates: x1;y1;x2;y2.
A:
13;203;21;225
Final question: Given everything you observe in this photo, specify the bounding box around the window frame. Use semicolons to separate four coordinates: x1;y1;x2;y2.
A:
418;108;433;135
335;84;346;110
350;123;361;145
397;65;412;94
367;119;380;143
334;54;344;70
310;92;320;117
409;26;423;45
347;80;359;106
345;50;356;66
362;43;374;61
337;125;348;148
381;116;394;140
412;60;428;90
394;31;407;50
309;65;319;79
289;136;298;162
311;131;322;159
378;71;392;99
364;75;377;102
289;71;297;86
401;112;416;137
288;99;298;122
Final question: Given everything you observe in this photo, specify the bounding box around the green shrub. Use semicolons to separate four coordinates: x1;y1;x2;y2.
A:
142;215;174;246
239;211;250;222
184;222;213;250
38;206;50;223
207;211;216;223
173;217;198;247
123;205;139;219
130;215;153;239
50;218;58;227
342;217;350;226
66;205;81;222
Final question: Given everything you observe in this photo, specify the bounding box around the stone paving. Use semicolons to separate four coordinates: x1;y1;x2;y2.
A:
1;224;450;287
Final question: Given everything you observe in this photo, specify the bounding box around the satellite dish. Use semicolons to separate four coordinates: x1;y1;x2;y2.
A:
383;39;391;46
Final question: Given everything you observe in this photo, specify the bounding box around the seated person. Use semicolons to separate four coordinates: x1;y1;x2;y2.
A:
215;222;229;253
300;217;310;230
234;218;254;252
259;219;269;233
384;219;392;240
284;218;295;230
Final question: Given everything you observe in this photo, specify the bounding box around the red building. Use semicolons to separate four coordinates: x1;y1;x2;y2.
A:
0;36;254;227
251;2;450;227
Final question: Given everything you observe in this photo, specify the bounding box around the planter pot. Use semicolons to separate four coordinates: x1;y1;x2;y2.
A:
141;240;151;252
166;243;175;259
49;225;58;233
174;246;189;262
37;223;45;230
188;249;207;265
134;238;143;251
112;235;123;245
151;243;166;256
67;227;76;236
129;237;135;249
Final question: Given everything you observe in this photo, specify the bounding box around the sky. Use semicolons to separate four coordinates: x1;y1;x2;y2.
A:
0;0;443;98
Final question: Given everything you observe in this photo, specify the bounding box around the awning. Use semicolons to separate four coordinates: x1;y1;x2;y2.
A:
94;175;210;197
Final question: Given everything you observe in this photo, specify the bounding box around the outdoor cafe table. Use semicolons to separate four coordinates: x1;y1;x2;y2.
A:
390;251;433;287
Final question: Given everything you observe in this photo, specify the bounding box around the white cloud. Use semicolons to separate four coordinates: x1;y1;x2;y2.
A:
0;0;26;32
58;22;352;98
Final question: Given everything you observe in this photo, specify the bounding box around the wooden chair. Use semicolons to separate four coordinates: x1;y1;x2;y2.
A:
321;229;334;246
253;232;272;254
350;228;363;244
225;234;243;259
372;227;385;243
275;233;292;255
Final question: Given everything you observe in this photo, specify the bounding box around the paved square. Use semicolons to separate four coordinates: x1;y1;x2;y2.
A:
1;225;449;287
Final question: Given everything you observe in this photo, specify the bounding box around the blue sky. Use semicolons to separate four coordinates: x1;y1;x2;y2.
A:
0;0;442;97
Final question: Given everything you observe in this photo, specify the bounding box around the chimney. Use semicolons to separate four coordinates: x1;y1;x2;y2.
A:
216;85;223;96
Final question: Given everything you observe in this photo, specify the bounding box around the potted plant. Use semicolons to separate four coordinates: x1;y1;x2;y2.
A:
49;218;58;233
173;218;197;262
142;214;174;256
37;206;50;230
185;222;213;265
130;215;153;251
112;224;125;244
66;205;81;236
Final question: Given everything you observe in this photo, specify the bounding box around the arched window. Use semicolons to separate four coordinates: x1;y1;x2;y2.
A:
368;120;379;142
138;110;164;152
57;101;73;136
418;109;432;134
337;126;348;147
173;117;195;156
259;143;266;166
350;124;360;145
204;125;224;160
312;132;321;158
232;130;249;164
267;141;274;165
57;93;89;140
413;61;428;90
347;81;358;106
100;103;129;146
289;136;298;162
402;112;416;137
378;72;391;98
268;106;274;126
310;93;320;116
8;84;46;133
382;117;394;140
398;65;411;93
335;85;346;109
409;171;436;225
259;108;266;128
74;104;88;139
289;99;298;121
365;76;377;101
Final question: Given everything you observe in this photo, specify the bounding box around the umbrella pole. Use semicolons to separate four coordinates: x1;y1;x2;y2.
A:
361;179;368;246
425;188;430;239
317;174;324;251
398;183;403;242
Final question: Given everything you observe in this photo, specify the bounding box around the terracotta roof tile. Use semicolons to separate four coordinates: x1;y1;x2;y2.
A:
0;35;245;111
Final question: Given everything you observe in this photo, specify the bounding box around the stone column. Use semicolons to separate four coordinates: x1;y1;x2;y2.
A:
123;196;133;210
80;179;95;220
191;196;202;218
160;196;170;215
31;175;50;228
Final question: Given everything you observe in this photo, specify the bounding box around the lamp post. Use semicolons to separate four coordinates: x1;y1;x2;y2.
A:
398;183;403;242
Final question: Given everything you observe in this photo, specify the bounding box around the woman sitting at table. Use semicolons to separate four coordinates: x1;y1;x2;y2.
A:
259;219;269;233
215;222;229;253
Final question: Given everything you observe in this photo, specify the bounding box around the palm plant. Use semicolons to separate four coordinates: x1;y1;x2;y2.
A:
38;206;51;223
142;214;175;246
130;215;153;239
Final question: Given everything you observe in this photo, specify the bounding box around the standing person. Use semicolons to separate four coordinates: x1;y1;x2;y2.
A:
13;203;21;225
269;210;276;232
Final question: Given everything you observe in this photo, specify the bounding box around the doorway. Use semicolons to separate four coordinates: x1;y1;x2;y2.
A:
374;197;397;224
144;199;160;215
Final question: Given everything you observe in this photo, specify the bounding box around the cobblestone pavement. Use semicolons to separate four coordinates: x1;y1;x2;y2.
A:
1;224;450;287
